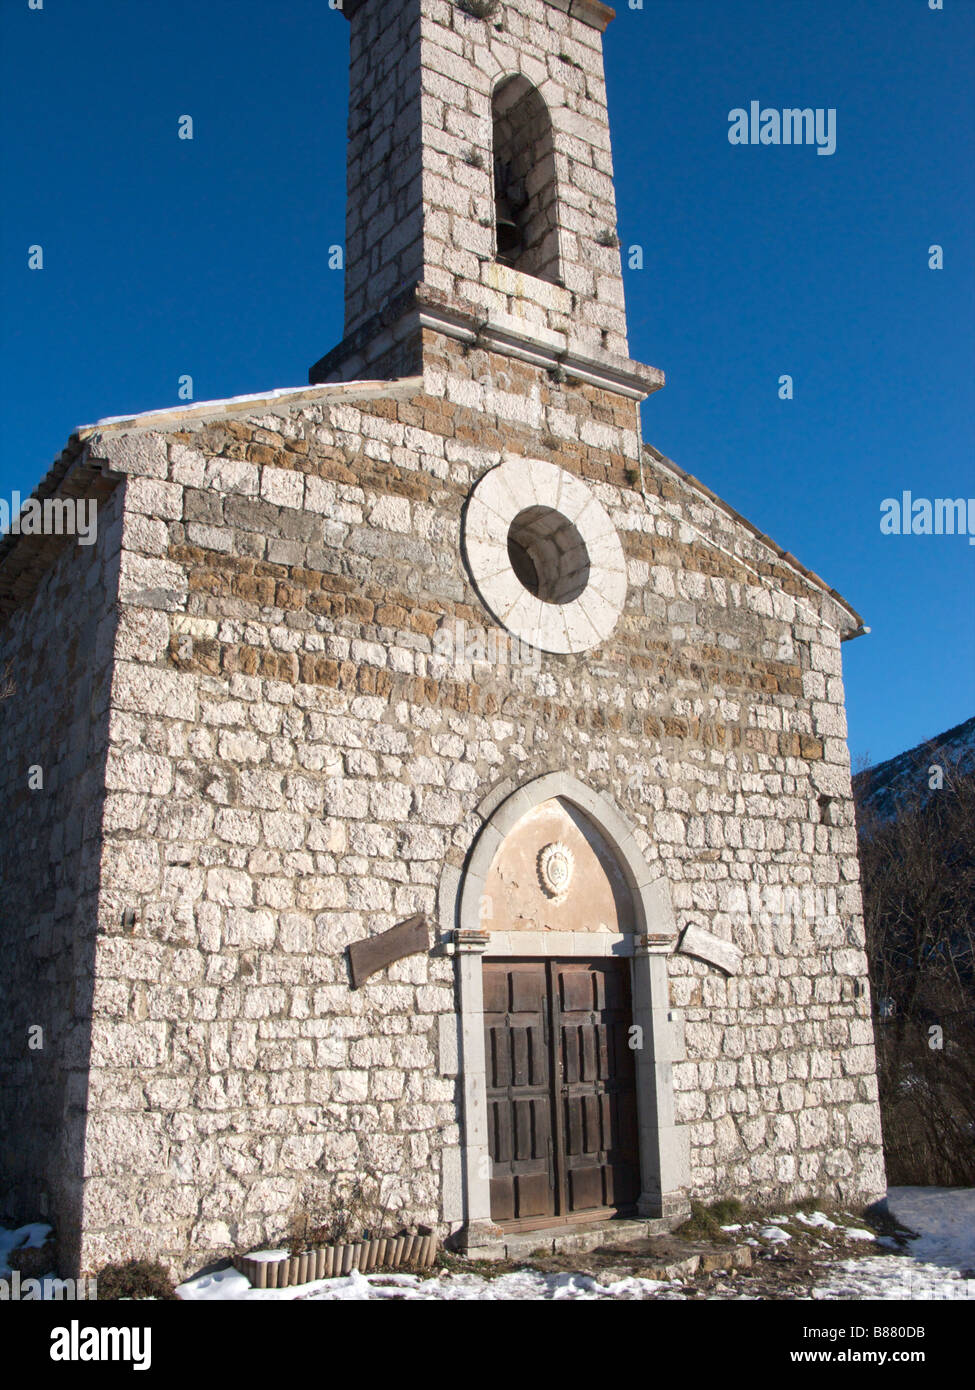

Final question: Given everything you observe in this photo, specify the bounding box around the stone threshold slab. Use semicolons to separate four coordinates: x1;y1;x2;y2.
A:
466;1219;756;1282
465;1216;675;1262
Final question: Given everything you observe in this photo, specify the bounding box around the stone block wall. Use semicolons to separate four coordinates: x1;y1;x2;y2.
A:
0;484;124;1271
0;329;884;1278
43;330;881;1277
344;1;424;337
342;0;630;361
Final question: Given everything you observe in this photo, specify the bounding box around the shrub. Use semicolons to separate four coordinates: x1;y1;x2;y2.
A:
856;746;975;1186
675;1201;733;1241
96;1259;177;1301
457;0;500;19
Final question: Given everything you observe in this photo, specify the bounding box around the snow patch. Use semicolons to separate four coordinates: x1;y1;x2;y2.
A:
0;1224;52;1276
886;1186;975;1270
795;1211;837;1230
813;1258;975;1301
177;1265;674;1302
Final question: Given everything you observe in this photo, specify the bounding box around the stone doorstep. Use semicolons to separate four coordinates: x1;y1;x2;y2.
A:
464;1219;755;1281
465;1216;671;1263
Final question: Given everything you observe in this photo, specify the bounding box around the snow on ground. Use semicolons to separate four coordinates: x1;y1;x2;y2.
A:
7;1187;972;1301
811;1188;975;1301
178;1188;975;1301
0;1223;51;1276
795;1211;837;1229
812;1258;974;1300
886;1186;975;1269
177;1265;673;1302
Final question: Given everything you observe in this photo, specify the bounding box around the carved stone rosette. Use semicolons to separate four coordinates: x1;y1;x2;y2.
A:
537;841;574;902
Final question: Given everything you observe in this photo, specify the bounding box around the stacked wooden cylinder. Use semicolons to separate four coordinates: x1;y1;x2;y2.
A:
235;1231;439;1289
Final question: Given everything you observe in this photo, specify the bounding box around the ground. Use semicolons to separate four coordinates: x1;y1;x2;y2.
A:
174;1188;975;1301
3;1188;971;1300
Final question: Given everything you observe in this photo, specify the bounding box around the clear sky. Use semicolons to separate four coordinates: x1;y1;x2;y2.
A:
1;0;972;767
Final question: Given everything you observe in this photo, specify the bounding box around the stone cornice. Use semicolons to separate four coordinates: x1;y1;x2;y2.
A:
417;297;663;401
310;281;665;402
340;1;616;33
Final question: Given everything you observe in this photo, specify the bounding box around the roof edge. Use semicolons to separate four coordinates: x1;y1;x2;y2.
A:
642;442;867;639
76;376;426;439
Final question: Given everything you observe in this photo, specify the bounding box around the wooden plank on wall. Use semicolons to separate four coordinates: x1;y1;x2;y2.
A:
348;914;429;989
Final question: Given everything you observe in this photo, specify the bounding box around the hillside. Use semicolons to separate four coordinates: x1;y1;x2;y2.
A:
853;715;975;825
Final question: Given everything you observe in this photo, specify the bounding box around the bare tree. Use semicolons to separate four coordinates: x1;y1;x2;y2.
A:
857;750;975;1185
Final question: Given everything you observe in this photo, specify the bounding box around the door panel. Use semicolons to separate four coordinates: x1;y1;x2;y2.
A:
555;961;640;1216
484;962;554;1224
484;958;640;1229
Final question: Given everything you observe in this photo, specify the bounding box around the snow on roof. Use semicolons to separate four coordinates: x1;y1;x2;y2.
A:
76;375;425;437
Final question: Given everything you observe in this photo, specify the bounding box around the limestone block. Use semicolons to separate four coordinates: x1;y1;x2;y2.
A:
204;456;259;496
94;430;169;479
170;443;206;486
119;552;188;611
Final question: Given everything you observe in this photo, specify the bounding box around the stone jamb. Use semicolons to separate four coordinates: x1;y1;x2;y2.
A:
445;771;688;1252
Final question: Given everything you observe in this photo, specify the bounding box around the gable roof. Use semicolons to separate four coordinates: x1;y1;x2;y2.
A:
642;442;866;639
0;377;865;639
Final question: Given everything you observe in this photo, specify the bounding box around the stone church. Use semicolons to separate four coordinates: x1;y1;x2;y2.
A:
0;0;885;1279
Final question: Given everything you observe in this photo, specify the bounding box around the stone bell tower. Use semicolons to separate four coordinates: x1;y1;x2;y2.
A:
310;0;663;405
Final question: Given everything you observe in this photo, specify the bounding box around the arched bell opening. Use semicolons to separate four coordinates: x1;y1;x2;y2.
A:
492;75;562;284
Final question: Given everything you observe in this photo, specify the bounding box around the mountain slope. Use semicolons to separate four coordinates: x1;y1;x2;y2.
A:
853;716;975;825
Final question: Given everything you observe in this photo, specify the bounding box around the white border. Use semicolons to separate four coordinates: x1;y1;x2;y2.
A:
462;458;627;654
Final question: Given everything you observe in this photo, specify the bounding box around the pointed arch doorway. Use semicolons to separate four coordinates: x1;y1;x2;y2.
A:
445;773;688;1253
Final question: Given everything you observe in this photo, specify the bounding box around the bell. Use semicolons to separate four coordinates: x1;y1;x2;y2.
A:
495;191;522;262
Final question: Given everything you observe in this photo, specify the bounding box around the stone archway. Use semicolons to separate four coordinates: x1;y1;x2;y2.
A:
491;74;561;282
441;772;689;1254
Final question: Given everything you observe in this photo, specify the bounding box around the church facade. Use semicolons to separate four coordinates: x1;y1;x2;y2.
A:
0;0;885;1279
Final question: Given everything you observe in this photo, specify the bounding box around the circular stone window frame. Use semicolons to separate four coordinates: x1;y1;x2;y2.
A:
462;457;627;654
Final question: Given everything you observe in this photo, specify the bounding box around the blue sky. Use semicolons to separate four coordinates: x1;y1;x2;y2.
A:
1;0;972;767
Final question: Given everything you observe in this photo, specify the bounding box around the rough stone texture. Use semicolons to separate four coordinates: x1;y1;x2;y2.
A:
1;336;883;1275
0;485;125;1273
0;0;885;1281
315;0;639;387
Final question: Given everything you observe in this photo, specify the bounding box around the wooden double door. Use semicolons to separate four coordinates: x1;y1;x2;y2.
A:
483;958;640;1229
